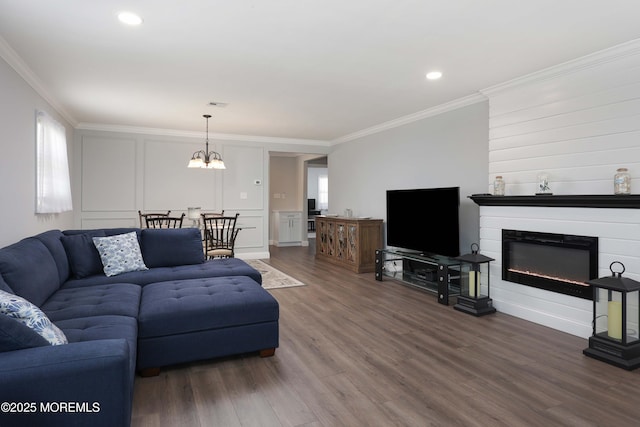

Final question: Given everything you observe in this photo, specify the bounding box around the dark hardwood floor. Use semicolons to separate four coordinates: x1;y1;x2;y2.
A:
132;243;640;427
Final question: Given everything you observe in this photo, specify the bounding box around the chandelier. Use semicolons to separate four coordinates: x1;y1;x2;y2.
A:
187;114;226;169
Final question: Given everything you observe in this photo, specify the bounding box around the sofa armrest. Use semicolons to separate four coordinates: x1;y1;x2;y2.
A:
0;339;133;427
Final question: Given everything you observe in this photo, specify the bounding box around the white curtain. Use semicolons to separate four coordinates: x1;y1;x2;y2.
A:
318;175;328;210
36;111;73;213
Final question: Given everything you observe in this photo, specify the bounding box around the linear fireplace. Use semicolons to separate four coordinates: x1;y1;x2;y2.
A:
502;229;598;299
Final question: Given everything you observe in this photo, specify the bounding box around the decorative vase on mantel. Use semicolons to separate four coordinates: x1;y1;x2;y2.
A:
614;168;631;195
493;176;505;196
536;173;552;195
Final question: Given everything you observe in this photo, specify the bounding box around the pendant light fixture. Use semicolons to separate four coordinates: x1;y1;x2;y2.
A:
188;114;226;169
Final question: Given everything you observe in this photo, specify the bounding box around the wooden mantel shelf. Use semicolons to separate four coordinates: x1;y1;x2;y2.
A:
469;194;640;209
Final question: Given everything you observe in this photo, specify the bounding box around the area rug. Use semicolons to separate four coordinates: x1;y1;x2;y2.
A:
245;259;308;290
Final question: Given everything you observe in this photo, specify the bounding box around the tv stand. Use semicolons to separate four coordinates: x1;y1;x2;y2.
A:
397;250;439;259
315;216;383;273
375;249;461;305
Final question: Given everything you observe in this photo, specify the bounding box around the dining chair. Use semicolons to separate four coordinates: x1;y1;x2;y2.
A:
202;213;239;259
145;213;185;229
200;210;225;219
139;210;171;228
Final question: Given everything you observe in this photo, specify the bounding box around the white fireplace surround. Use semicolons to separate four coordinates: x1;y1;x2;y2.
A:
478;40;640;338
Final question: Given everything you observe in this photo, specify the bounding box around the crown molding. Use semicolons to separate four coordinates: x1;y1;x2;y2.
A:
331;93;487;145
75;122;331;146
0;36;77;127
481;37;640;97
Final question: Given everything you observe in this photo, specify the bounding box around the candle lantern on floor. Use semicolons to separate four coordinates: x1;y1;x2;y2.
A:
583;261;640;370
454;243;496;316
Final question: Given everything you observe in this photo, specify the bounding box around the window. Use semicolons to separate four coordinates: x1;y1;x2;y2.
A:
318;175;328;210
36;111;73;213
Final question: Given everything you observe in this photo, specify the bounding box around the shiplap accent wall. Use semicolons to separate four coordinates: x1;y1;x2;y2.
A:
480;40;640;338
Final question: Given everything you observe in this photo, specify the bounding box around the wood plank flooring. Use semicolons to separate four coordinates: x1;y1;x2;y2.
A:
132;244;640;427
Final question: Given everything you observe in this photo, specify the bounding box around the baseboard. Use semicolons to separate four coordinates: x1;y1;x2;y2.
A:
493;299;591;339
236;251;270;260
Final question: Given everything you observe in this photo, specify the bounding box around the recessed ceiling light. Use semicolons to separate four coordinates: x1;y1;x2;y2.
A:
426;71;443;80
118;11;143;26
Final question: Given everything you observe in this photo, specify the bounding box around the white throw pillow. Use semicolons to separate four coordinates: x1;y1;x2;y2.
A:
0;290;68;345
92;232;148;277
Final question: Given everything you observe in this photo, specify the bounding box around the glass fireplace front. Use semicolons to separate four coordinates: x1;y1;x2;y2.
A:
502;229;598;299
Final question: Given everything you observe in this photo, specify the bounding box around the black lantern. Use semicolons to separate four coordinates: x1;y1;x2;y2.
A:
583;261;640;370
454;243;496;316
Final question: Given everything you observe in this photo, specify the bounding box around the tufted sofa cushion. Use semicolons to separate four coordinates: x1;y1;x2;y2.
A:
0;314;50;352
63;257;262;288
41;283;142;323
63;227;142;240
33;230;70;284
141;228;204;268
60;230;106;279
58;315;137;346
138;276;278;339
56;315;139;380
0;238;60;306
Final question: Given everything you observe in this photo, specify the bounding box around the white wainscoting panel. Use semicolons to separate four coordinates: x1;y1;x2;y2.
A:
143;139;218;211
234;213;264;249
81;218;138;230
222;145;264;211
82;136;136;212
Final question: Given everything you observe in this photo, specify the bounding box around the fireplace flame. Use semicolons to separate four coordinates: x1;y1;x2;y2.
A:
507;268;589;287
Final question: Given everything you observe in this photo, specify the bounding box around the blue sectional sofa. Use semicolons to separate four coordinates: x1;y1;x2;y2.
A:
0;227;279;427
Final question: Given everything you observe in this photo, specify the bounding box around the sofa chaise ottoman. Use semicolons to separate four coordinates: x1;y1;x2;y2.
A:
137;275;279;376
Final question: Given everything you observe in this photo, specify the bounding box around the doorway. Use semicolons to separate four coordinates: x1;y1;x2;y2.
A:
306;158;328;239
268;153;327;247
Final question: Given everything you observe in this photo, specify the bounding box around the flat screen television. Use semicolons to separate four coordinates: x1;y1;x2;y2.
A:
386;186;460;257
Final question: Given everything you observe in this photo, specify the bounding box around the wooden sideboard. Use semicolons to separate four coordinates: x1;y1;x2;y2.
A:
315;216;383;273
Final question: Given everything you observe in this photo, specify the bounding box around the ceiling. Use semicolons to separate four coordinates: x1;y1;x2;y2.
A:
1;1;640;143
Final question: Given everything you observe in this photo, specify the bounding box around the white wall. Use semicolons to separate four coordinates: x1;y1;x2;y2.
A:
0;56;75;247
75;128;329;258
269;156;300;212
480;40;640;337
328;101;490;254
76;131;228;229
